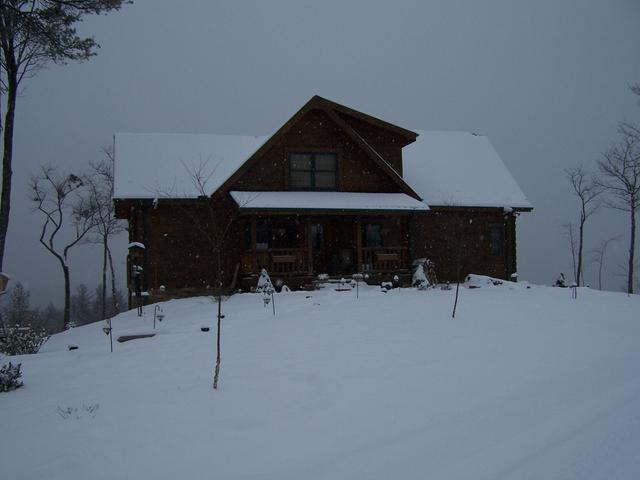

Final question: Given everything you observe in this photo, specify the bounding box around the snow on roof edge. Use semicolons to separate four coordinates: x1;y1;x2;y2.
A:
403;130;533;210
230;191;430;212
112;132;272;200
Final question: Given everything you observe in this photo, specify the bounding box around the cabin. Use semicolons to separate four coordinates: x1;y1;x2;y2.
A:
113;96;532;304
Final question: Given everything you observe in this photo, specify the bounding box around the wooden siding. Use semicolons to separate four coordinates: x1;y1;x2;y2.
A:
125;196;243;295
337;112;409;175
121;203;520;303
230;109;404;193
410;208;518;282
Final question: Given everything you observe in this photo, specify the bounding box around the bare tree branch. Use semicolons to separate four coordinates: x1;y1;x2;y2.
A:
565;165;602;285
0;0;131;272
82;147;124;320
588;235;620;290
29;164;97;328
596;122;640;294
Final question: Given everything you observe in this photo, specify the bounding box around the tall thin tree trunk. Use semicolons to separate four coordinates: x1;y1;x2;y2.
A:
567;224;577;284
0;70;17;272
106;245;118;314
63;264;71;330
577;215;585;286
213;284;222;390
598;251;604;291
213;249;223;390
452;214;463;318
628;205;636;294
101;238;108;319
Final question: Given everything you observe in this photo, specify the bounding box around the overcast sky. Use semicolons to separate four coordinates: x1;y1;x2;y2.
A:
3;0;640;306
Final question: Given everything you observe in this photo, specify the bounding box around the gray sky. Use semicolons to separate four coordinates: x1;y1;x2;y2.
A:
3;0;640;306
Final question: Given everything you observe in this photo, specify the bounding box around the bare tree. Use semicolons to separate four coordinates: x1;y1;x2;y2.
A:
563;222;578;283
0;0;130;272
597;122;640;294
85;147;124;320
158;159;254;390
451;212;467;319
565;166;602;286
612;255;639;293
190;164;259;390
589;236;619;290
30;166;96;329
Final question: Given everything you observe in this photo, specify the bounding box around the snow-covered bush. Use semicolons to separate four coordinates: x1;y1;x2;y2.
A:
0;362;23;392
412;258;437;288
412;264;429;290
381;282;393;292
0;325;49;356
256;268;274;293
465;274;504;288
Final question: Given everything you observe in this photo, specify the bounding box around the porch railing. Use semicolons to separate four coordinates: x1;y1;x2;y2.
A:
243;246;408;276
253;248;308;275
362;247;408;272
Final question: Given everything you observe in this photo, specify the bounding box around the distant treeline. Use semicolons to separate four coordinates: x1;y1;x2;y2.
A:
1;282;125;334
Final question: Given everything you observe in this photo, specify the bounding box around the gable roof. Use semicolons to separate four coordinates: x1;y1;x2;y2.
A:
403;131;532;210
313;95;417;142
215;95;421;199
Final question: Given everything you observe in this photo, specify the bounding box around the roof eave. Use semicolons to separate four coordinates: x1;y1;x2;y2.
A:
427;204;533;212
237;207;429;215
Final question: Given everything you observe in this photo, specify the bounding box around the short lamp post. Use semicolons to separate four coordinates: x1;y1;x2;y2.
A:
153;305;164;329
102;318;113;353
263;287;275;316
131;264;144;317
352;273;364;299
128;242;146;317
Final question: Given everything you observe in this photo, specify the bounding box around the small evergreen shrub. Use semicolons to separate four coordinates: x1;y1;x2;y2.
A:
256;268;274;293
0;362;23;392
0;325;49;356
412;264;429;290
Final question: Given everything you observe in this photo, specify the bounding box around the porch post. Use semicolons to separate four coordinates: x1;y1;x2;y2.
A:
402;216;409;268
251;217;257;272
306;217;313;275
356;216;363;271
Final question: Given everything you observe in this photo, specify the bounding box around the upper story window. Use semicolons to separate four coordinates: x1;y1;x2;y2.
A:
289;152;337;190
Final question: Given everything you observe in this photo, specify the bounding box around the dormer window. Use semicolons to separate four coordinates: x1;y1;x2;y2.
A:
289;152;337;190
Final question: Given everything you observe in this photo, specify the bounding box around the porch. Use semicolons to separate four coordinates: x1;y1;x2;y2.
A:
239;216;410;278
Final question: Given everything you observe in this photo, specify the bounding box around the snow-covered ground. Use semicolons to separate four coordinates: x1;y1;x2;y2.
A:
1;282;640;480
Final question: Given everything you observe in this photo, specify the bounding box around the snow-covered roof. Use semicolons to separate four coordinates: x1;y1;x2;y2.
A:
114;130;531;211
230;191;429;212
113;133;270;199
403;131;532;209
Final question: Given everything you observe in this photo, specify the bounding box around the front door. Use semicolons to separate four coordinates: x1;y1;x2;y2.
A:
311;219;355;275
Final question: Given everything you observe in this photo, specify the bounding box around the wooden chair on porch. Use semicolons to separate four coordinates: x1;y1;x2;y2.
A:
374;251;400;271
271;253;298;274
